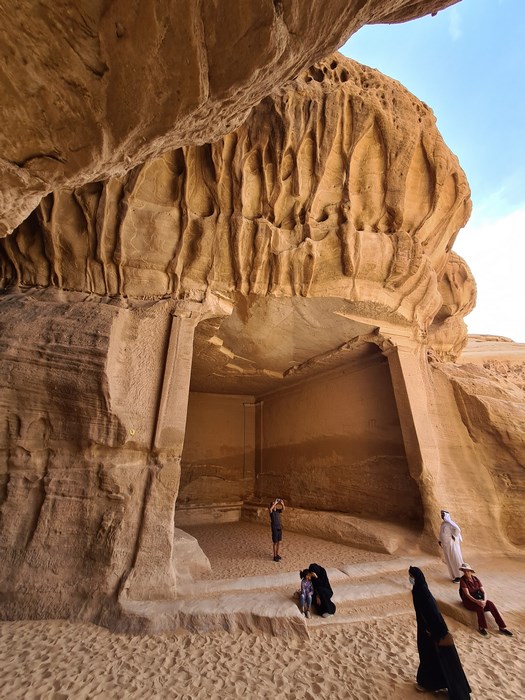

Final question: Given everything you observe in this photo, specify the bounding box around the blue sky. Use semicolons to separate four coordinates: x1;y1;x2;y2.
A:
341;0;525;342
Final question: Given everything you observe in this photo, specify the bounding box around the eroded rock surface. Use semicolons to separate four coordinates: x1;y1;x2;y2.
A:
0;290;172;617
1;55;472;345
445;337;525;545
2;37;524;631
0;0;460;235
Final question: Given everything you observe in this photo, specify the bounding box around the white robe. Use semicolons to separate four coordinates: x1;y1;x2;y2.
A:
439;519;464;579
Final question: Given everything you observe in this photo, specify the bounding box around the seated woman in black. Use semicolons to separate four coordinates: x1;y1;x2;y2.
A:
308;563;336;618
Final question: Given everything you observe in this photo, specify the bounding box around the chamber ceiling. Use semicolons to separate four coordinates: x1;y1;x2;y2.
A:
191;295;381;396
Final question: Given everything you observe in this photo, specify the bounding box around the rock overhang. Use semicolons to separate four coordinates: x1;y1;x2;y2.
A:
1;54;473;362
0;0;462;236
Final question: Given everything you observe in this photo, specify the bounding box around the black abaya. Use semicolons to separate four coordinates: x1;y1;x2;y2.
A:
409;566;471;700
308;563;336;616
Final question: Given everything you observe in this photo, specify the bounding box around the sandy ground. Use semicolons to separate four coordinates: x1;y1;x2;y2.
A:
184;521;389;580
0;522;523;700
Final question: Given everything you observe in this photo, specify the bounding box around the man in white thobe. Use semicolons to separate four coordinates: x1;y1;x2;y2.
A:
438;510;464;582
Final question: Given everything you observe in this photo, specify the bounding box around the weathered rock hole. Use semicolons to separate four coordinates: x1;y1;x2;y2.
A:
309;66;325;82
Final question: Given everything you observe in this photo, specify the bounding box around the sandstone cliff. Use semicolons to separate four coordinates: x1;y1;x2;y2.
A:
1;55;472;344
0;0;460;236
1;37;523;630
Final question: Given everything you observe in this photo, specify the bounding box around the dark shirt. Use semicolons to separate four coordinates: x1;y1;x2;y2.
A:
460;575;483;602
270;508;282;530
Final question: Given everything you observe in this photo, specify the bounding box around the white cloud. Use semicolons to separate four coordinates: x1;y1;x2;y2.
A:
453;204;525;342
448;7;463;41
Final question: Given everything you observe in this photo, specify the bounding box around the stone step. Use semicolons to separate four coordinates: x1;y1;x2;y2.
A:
118;553;525;637
306;595;415;629
119;555;435;636
176;554;437;597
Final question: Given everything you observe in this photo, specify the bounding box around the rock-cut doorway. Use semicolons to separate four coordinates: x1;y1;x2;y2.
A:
176;295;424;541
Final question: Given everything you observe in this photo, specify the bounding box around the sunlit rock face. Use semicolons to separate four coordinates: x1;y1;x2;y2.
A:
428;252;476;359
8;42;525;632
0;55;472;341
0;0;461;236
448;336;525;545
0;51;476;624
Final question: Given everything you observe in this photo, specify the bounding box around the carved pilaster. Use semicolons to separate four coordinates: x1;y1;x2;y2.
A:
122;294;233;602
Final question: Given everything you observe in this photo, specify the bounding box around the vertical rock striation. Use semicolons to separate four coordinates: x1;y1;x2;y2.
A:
0;0;461;235
1;56;472;340
2;49;523;628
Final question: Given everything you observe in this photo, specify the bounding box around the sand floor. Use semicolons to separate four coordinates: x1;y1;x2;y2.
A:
183;521;389;580
0;522;523;700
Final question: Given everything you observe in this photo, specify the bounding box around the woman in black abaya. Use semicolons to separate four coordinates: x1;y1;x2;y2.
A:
308;563;336;617
409;566;471;699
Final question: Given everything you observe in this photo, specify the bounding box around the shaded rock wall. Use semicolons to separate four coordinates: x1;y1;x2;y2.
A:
180;393;256;506
255;353;422;524
179;356;422;527
0;289;218;619
438;359;525;546
0;0;461;235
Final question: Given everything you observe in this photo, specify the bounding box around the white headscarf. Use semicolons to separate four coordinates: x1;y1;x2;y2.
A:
441;510;462;540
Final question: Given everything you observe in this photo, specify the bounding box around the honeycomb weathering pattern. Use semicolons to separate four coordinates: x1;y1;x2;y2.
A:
1;55;472;338
0;0;461;235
